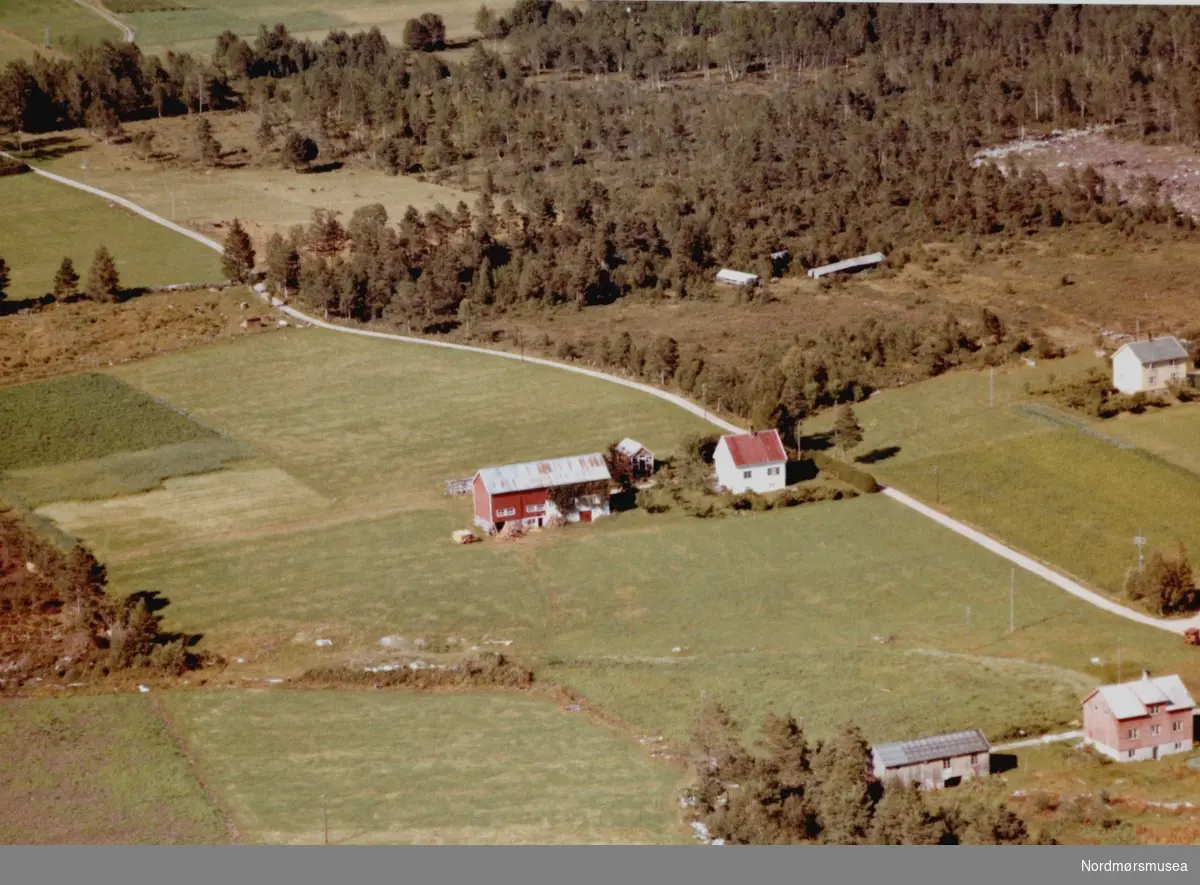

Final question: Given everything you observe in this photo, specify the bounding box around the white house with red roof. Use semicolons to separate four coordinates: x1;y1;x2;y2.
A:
713;429;788;494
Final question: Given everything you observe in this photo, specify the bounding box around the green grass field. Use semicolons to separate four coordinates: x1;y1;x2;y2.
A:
160;689;685;844
31;115;475;247
0;0;121;54
0;173;224;302
0;694;228;843
0;373;219;471
808;356;1200;602
16;330;1194;750
114;0;485;57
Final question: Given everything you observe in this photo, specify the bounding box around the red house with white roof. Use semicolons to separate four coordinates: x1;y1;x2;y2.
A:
473;453;613;534
713;429;788;494
1082;673;1195;762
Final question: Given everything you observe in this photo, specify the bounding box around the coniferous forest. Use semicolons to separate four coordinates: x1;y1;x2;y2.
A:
5;3;1200;429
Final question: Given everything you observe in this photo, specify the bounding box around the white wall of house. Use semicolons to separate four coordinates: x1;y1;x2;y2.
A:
545;496;611;524
1086;738;1193;762
1112;349;1188;394
714;443;786;494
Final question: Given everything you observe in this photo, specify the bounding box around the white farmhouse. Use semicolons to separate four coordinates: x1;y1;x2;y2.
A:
713;429;788;494
1111;336;1190;395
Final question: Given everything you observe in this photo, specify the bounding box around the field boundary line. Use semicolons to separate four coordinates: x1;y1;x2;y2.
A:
144;693;242;844
72;0;135;42
14;153;1200;637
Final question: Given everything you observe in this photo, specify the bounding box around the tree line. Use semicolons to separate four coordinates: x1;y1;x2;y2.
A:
685;702;1043;845
0;501;202;687
0;245;121;305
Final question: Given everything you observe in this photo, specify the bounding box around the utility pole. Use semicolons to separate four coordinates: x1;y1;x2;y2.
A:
322;793;328;845
1009;568;1015;633
1117;636;1123;683
1134;529;1146;576
81;158;87;184
44;24;50;48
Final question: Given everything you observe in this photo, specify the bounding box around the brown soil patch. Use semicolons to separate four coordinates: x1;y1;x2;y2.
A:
0;288;278;388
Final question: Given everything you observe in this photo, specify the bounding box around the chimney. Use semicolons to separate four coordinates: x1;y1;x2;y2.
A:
1141;670;1150;681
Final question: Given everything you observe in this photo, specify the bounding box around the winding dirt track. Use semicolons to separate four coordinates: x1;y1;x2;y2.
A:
9;151;1200;637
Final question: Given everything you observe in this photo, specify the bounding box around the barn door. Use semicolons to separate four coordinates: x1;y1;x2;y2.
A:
580;510;592;523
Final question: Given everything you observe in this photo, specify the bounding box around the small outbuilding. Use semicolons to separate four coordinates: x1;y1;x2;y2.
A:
1111;336;1190;395
713;429;787;494
614;438;654;480
715;268;760;288
871;729;991;790
807;252;885;279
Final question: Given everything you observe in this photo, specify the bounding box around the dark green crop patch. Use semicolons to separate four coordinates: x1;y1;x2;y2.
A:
0;372;218;471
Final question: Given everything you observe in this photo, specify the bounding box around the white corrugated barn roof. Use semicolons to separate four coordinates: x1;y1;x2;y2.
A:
1092;674;1195;720
476;453;612;495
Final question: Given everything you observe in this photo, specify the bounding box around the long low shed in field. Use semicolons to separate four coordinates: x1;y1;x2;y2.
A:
715;268;760;287
807;252;885;279
871;728;991;790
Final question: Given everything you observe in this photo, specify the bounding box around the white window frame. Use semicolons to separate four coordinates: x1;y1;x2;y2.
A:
525;503;546;514
1128;727;1140;739
969;753;978;765
1127;750;1135;759
1173;720;1184;732
941;758;951;770
742;470;752;479
767;466;780;476
496;507;517;518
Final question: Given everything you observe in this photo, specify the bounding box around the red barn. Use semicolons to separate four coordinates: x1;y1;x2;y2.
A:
473;453;613;534
1082;673;1195;762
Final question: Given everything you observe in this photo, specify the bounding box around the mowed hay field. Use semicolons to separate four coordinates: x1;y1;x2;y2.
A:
161;689;686;844
0;0;120;55
807;355;1200;601
0;172;223;302
21;330;1198;748
31;117;475;248
0;695;228;844
109;0;486;57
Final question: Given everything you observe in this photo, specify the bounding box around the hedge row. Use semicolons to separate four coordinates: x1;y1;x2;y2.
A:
297;652;534;689
809;451;881;494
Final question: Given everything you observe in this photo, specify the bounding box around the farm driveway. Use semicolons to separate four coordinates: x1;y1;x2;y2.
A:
12;152;1200;638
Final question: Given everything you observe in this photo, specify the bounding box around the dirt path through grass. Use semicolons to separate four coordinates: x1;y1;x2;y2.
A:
71;0;134;42
13;150;1199;638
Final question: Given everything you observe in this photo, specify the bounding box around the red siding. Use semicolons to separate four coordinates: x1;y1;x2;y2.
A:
490;488;549;522
1084;692;1195;754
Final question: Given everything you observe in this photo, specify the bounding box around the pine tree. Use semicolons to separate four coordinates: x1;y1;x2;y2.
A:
52;257;79;301
194;116;221;166
221;218;256;282
832;404;865;459
264;233;300;296
282;131;318;171
810;725;876;844
0;256;9;301
86;246;120;302
869;782;947;845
